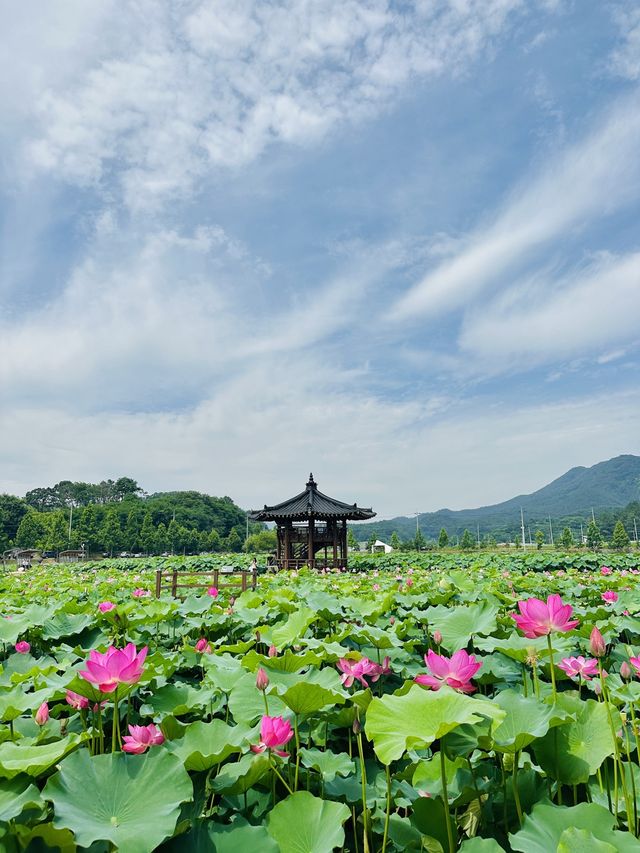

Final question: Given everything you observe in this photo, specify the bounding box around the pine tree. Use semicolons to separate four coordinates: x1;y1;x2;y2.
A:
155;522;169;554
77;504;101;554
560;527;573;549
414;529;427;551
167;519;180;554
124;510;140;552
390;532;401;550
225;529;242;552
16;511;48;549
586;519;603;550
438;528;449;548
460;529;475;550
198;530;209;553
139;512;155;555
611;520;630;550
45;512;68;552
347;529;359;551
534;530;545;550
100;511;122;556
208;529;222;552
366;531;378;552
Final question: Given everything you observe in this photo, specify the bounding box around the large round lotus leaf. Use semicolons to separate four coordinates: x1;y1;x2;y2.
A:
557;827;616;852
267;791;350;853
365;685;504;764
426;600;498;648
298;748;354;782
0;734;86;779
43;749;193;853
166;719;254;771
491;689;556;753
532;699;614;785
0;775;43;821
271;607;317;647
209;819;279;852
459;839;506;851
509;802;640;852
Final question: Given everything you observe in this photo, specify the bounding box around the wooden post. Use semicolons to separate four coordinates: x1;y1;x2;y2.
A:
155;570;162;598
284;523;290;571
341;520;347;568
308;517;315;569
171;568;178;598
332;519;338;567
214;568;219;589
241;570;247;592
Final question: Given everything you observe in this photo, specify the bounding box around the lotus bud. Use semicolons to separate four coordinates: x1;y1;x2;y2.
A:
389;616;395;625
590;626;606;658
35;702;49;726
229;596;236;607
433;630;442;645
256;668;269;691
352;716;361;735
255;631;261;644
621;661;632;680
593;681;602;696
268;644;278;658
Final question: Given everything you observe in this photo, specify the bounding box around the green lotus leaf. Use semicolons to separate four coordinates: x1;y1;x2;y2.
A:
209;818;279;853
533;699;614;784
41;612;93;640
271;607;317;648
0;686;50;722
43;749;193;852
510;802;640;852
491;689;557;753
365;685;504;764
166;719;255;771
139;682;219;718
267;791;350;853
427;600;499;648
204;654;245;693
228;672;287;724
411;796;456;853
0;733;87;779
210;751;271;794
298;748;355;781
557;827;616;852
0;775;44;821
11;821;76;853
459;839;506;851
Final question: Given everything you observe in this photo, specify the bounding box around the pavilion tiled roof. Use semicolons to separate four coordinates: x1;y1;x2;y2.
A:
249;474;376;522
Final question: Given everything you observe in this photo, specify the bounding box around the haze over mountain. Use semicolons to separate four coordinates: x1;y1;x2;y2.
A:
352;455;640;542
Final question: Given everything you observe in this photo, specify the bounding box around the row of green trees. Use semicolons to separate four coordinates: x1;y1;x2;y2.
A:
14;506;249;555
357;518;636;552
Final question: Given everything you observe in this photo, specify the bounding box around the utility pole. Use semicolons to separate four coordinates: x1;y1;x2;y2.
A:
591;507;596;523
68;505;73;545
634;518;638;543
477;524;481;547
548;515;554;547
528;526;532;545
520;507;526;550
580;522;584;545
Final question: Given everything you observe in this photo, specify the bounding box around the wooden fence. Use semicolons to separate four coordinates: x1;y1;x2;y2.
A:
154;567;258;598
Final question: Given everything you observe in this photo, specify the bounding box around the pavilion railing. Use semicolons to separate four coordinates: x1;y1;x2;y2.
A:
154;567;258;598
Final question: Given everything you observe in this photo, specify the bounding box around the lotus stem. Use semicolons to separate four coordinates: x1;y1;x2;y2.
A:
294;715;301;792
269;755;294;795
512;751;523;827
381;763;391;853
440;739;455;853
546;634;557;701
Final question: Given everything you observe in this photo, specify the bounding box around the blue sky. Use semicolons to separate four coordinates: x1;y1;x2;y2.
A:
1;1;640;518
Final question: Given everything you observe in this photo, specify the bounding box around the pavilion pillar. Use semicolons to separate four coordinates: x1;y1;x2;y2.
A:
284;523;290;570
341;520;347;567
308;516;315;569
332;519;338;567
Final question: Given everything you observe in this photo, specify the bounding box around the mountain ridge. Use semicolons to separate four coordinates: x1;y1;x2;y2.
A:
351;454;640;542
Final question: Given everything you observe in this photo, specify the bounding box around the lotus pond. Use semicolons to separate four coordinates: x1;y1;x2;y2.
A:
2;556;640;851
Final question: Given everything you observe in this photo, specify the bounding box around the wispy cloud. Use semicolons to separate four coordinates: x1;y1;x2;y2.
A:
15;0;527;210
390;90;640;321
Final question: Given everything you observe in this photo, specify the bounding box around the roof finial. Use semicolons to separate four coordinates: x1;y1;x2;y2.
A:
307;473;316;488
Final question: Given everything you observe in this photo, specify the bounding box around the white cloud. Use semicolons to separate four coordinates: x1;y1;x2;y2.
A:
458;251;640;368
609;4;640;81
14;0;529;210
390;90;640;321
1;379;639;518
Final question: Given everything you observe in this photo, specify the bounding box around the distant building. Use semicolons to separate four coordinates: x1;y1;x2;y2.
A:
371;539;393;554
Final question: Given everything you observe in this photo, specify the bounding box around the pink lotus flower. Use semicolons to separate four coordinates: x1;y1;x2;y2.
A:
195;637;211;654
66;690;89;710
15;641;30;654
433;630;443;645
79;643;148;693
251;715;294;756
35;702;49;725
256;667;269;691
122;723;165;754
406;578;414;588
372;583;380;592
132;588;149;598
337;657;383;688
98;601;116;613
512;594;579;638
600;566;612;575
601;590;618;604
620;661;632;680
415;649;481;693
630;656;640;677
268;644;278;658
557;656;599;681
590;626;606;658
207;587;219;598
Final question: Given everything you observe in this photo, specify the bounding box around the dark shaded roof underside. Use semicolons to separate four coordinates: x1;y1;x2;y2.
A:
249;475;376;521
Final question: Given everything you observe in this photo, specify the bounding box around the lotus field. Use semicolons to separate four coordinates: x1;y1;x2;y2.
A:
3;556;640;851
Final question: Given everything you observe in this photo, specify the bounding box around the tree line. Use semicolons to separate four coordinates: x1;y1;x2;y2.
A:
0;477;270;555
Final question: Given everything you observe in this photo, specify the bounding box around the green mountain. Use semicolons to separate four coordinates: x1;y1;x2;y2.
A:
352;454;640;543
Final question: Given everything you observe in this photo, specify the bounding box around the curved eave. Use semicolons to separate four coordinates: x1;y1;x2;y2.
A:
249;508;376;522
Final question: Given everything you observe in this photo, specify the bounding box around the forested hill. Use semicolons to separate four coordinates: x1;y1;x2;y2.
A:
352;454;640;542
